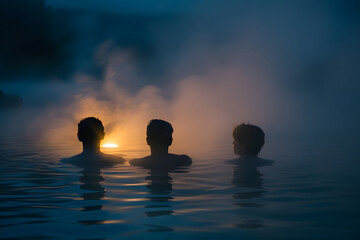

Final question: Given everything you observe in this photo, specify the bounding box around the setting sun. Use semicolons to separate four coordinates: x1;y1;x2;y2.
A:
102;143;119;148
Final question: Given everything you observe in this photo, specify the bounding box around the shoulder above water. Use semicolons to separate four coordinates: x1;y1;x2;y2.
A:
129;153;192;167
60;152;125;168
225;157;274;167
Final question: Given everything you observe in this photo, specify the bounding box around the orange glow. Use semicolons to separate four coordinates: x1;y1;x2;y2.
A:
102;143;119;148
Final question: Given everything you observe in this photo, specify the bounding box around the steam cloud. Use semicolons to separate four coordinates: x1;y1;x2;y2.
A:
1;1;360;159
35;49;288;157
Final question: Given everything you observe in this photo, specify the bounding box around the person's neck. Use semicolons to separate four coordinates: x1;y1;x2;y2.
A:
82;143;101;154
150;146;169;156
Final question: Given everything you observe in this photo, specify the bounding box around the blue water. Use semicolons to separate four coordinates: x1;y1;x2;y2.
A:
1;138;359;240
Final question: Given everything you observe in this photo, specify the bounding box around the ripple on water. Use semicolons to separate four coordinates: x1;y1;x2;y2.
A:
0;142;359;239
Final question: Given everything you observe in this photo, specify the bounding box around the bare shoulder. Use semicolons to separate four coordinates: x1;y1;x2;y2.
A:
172;154;192;166
60;154;81;164
257;157;274;166
224;158;239;164
129;157;148;166
224;157;273;166
101;153;125;164
129;154;192;168
60;153;125;167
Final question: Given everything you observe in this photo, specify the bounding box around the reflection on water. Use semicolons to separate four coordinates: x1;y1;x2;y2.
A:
1;140;360;239
145;169;174;218
77;165;107;226
80;167;106;201
231;163;264;199
226;157;273;229
142;166;190;231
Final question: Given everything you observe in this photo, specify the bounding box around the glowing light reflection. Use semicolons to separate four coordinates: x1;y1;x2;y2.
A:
102;143;119;148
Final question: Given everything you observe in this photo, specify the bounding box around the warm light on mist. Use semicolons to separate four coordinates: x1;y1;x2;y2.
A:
102;143;119;148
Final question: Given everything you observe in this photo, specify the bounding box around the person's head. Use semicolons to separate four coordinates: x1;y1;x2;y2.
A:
146;119;173;148
233;123;265;156
77;117;105;145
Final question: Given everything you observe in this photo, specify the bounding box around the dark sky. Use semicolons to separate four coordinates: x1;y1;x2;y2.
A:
0;0;359;154
45;0;194;15
1;0;359;84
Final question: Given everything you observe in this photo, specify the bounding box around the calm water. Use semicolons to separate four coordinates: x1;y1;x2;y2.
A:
1;138;359;240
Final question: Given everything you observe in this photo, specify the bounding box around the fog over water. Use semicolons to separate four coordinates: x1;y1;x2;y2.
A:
1;3;360;239
1;0;360;158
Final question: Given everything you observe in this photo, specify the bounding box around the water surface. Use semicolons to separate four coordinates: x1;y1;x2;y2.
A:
0;138;359;239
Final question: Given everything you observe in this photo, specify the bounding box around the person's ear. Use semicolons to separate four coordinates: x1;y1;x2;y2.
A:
100;131;105;140
233;140;239;155
169;137;173;146
146;137;150;146
77;132;82;142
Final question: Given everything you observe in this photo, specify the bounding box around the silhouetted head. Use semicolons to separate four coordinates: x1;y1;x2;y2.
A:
233;123;265;156
77;117;105;145
146;119;173;148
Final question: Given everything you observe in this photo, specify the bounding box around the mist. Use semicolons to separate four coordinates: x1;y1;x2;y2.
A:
1;0;360;158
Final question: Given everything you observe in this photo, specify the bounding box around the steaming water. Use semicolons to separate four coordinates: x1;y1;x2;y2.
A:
1;137;359;240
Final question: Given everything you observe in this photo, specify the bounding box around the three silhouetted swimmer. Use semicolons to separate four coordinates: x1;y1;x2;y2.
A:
226;123;273;166
130;119;192;168
61;117;125;168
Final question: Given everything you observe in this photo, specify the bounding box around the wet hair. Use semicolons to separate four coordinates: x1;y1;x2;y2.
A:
77;117;104;143
146;119;173;146
233;123;265;156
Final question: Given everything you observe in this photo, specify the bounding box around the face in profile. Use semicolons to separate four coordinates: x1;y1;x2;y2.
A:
232;123;265;157
233;140;250;156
